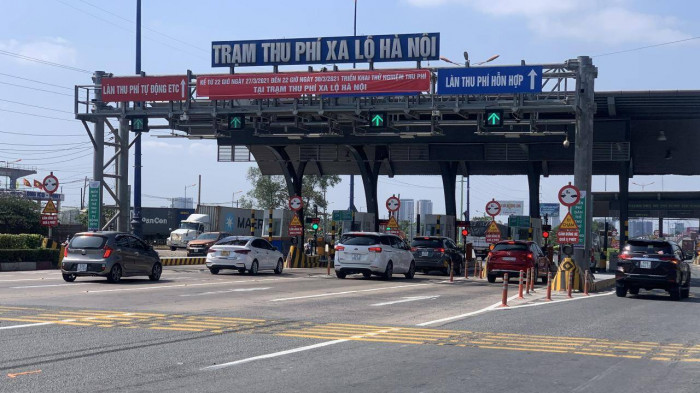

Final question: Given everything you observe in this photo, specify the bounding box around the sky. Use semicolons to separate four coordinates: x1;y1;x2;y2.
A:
1;0;699;227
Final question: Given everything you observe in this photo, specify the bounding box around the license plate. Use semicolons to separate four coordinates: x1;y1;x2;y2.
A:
421;252;429;257
221;251;230;256
77;263;87;272
352;254;361;261
640;261;651;269
502;257;516;261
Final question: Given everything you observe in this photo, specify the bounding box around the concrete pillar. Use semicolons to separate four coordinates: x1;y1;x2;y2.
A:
92;72;105;229
9;177;17;190
658;216;663;239
619;162;630;247
440;162;457;240
527;162;541;219
572;56;597;272
117;117;130;232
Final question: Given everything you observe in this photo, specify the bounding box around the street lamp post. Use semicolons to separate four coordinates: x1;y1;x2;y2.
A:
184;183;197;209
231;190;243;208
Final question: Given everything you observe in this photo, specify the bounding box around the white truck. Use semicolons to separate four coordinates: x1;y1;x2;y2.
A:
166;214;210;250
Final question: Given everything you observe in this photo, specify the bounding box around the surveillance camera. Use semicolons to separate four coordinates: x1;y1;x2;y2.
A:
563;138;570;148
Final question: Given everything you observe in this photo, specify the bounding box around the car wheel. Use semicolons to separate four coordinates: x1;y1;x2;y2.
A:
404;261;416;279
248;260;259;276
274;259;283;275
615;283;627;297
681;274;691;298
628;287;639;295
670;284;682;301
335;270;347;279
362;271;372;279
383;261;393;280
237;268;246;274
170;246;177;251
209;268;220;275
62;273;76;282
149;263;162;281
487;273;496;283
107;264;122;283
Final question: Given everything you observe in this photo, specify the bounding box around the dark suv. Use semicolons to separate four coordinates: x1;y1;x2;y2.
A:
616;239;691;300
411;236;464;275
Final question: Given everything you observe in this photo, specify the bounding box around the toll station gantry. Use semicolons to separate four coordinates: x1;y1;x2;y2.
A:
73;32;700;269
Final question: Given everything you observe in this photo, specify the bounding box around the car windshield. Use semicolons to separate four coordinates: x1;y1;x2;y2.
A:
493;243;528;252
625;241;672;255
196;233;220;240
340;234;379;246
179;222;200;230
69;235;107;249
218;238;249;246
411;239;442;248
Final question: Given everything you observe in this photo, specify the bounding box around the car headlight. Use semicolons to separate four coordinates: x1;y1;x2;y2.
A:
617;266;625;272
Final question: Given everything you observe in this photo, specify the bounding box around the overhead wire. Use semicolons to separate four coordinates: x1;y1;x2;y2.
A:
0;99;74;114
0;72;73;90
0;129;84;137
0;108;76;122
593;35;700;58
0;81;74;97
0;49;92;74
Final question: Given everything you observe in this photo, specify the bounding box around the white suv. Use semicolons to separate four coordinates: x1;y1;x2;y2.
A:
334;232;415;280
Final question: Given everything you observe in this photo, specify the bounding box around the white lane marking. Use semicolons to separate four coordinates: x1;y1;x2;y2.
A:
0;322;55;330
0;278;56;282
201;340;348;370
180;287;271;297
201;327;401;371
371;295;440;307
269;283;430;302
10;283;89;289
416;294;521;326
86;278;284;294
496;291;615;310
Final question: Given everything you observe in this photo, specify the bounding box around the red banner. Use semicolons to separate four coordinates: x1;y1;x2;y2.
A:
41;214;58;227
196;69;431;99
557;229;580;244
102;75;188;102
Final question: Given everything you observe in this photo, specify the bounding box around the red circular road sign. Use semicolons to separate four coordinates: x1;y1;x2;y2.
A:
386;196;400;212
42;173;59;195
288;196;303;211
558;184;581;207
485;200;501;217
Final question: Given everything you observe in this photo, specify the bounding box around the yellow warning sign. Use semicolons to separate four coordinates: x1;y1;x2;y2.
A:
559;212;579;230
386;216;399;229
42;199;58;214
289;215;302;227
485;220;500;234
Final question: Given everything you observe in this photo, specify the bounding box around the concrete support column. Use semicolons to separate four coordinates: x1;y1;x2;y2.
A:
117;118;130;232
572;56;597;272
527;162;541;219
93;120;104;229
619;161;630;247
658;216;663;239
347;146;382;232
439;162;458;240
271;146;306;229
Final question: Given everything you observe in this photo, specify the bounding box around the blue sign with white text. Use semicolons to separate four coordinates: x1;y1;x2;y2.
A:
436;66;543;95
540;203;560;218
211;33;440;67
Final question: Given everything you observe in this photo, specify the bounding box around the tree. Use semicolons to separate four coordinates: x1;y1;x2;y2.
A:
0;195;46;235
243;167;341;213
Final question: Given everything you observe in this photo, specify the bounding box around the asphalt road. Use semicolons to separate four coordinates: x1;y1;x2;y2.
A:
0;265;698;392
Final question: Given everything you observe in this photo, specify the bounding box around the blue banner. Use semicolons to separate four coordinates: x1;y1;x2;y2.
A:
540;203;560;218
436;65;543;95
211;33;440;67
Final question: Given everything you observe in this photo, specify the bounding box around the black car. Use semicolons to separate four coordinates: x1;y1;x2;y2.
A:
411;236;464;275
615;239;691;300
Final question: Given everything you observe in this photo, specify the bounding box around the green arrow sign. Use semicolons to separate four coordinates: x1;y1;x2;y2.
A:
368;112;387;128
134;119;143;129
372;114;383;126
487;112;500;125
227;114;245;130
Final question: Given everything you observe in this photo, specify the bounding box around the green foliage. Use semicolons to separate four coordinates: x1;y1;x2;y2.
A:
0;234;43;249
243;167;341;212
0;195;46;235
0;249;60;263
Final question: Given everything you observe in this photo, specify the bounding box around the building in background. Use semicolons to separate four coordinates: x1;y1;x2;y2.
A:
630;220;653;238
673;222;685;236
398;199;414;222
171;197;193;209
416;200;433;217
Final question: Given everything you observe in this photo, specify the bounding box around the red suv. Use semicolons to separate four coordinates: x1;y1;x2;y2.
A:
486;241;555;284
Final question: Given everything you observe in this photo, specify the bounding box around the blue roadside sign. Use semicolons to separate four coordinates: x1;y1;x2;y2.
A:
436;66;543;95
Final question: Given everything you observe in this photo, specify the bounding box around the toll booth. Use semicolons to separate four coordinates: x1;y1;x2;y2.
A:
419;215;456;240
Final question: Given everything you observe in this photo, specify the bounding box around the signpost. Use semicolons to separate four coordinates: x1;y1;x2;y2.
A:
288;215;303;236
386;196;400;213
571;192;587;245
557;213;580;244
211;33;440;67
557;183;583;245
485;199;501;217
88;181;100;231
436;66;543;95
101;75;188;102
332;210;353;221
485;221;501;244
288;196;303;212
385;216;400;235
197;69;431;100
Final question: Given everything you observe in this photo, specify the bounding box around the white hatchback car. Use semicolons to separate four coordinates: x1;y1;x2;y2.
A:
334;232;415;279
206;236;284;275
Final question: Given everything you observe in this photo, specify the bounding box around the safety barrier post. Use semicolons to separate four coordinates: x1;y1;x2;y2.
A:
517;270;525;299
584;271;589;296
500;273;509;307
530;267;536;293
546;272;552;301
567;271;573;298
326;244;331;276
465;257;469;279
449;260;454;283
525;268;530;295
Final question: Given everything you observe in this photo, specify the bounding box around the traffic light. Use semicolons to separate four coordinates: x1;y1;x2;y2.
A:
484;109;503;128
227;114;245;130
130;117;148;132
461;229;469;237
368;112;387;128
542;224;552;232
542;231;550;239
312;223;319;231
